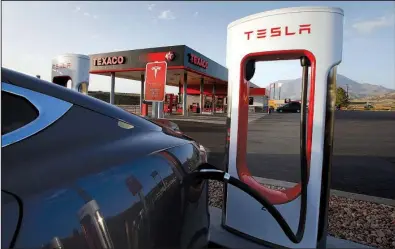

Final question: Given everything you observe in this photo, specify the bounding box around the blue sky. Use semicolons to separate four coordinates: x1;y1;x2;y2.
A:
2;1;395;94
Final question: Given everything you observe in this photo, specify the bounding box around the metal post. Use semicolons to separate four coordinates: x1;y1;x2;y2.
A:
278;82;283;101
200;78;204;114
183;72;188;117
140;74;149;116
212;83;216;114
158;102;164;119
140;74;144;112
178;81;182;102
152;102;158;118
110;72;116;104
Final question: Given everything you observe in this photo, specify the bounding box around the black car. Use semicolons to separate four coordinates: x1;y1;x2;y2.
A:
276;101;301;113
1;68;210;249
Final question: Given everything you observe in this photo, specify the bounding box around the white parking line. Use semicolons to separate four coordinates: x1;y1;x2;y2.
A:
248;113;268;123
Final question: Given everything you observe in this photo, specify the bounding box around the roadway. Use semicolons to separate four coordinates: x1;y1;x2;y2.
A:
174;111;395;199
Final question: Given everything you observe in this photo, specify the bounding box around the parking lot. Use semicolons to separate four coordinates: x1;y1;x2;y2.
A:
175;111;395;199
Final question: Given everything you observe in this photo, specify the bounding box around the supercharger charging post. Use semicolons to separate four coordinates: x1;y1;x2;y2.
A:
51;54;90;94
223;7;344;248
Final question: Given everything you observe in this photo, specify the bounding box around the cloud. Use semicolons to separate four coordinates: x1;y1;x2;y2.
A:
352;14;395;34
72;6;98;19
158;10;176;20
73;6;81;13
193;11;199;17
148;4;156;11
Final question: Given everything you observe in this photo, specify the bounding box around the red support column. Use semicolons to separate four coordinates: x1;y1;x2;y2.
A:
141;103;148;116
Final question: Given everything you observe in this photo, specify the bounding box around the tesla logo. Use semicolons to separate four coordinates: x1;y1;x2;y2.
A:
151;66;161;78
93;56;125;66
52;63;71;69
244;24;311;40
165;51;175;61
188;53;208;69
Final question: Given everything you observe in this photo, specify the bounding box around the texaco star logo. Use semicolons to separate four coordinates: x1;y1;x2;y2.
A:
152;66;161;78
165;51;175;61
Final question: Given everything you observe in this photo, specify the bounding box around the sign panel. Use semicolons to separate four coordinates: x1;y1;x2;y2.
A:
93;56;126;66
125;175;143;196
188;53;209;69
144;61;167;102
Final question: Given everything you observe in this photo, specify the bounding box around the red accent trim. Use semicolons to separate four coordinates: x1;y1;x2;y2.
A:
237;50;316;205
180;84;227;95
89;66;227;84
249;88;266;96
147;52;168;62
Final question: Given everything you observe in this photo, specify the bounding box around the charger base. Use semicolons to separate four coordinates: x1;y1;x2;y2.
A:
209;206;372;249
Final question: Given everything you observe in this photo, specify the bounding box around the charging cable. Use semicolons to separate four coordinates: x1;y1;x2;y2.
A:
185;169;305;244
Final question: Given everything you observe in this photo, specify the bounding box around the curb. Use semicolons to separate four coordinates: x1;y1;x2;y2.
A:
168;113;267;125
253;176;395;207
168;118;226;125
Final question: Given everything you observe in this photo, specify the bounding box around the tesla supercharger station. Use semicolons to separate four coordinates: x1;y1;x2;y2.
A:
51;54;90;94
224;7;343;249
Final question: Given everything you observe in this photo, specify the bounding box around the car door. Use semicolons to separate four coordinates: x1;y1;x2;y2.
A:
292;102;301;112
281;104;290;113
285;102;297;113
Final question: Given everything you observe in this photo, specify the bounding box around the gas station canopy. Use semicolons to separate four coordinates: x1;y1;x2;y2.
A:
89;45;228;89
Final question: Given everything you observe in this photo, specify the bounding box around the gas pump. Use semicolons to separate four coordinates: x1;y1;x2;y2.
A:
176;94;183;114
164;93;174;114
216;97;225;113
51;54;90;94
186;6;344;249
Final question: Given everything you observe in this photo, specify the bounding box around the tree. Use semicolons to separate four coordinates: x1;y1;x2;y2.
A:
336;87;349;107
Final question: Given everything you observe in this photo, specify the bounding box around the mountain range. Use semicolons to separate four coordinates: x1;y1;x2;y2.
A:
267;74;395;100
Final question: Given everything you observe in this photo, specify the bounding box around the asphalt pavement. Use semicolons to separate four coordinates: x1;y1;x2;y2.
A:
174;111;395;199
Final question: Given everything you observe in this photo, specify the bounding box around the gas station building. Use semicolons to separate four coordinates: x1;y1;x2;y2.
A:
89;45;229;117
88;45;267;117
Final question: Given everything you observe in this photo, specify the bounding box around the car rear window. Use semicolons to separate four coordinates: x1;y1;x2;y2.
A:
1;91;39;135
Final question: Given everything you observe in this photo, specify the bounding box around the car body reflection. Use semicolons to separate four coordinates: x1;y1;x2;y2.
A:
3;144;208;249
